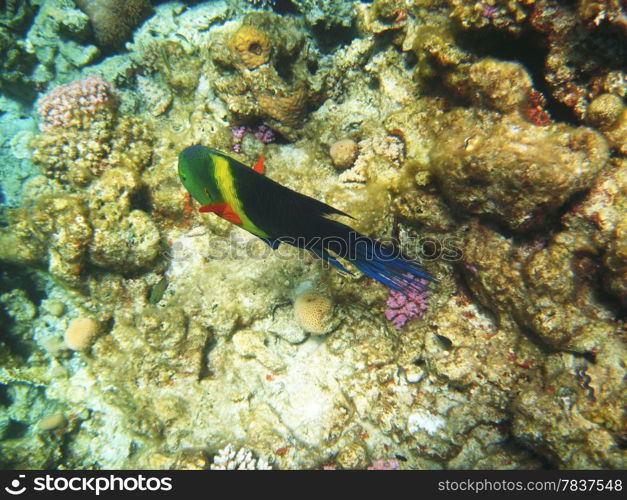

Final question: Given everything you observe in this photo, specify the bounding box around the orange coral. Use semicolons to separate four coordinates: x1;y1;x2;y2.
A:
255;86;307;128
229;26;272;70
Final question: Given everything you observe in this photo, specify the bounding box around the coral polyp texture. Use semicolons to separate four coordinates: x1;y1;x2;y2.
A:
0;0;624;472
36;75;119;131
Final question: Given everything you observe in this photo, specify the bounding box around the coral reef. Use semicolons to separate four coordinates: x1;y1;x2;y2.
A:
449;0;627;120
0;0;38;100
0;196;92;285
0;0;624;473
32;77;152;189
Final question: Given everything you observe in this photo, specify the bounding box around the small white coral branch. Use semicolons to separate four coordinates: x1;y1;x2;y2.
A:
210;444;272;470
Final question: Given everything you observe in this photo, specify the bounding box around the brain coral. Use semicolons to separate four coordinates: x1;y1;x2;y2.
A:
329;139;358;169
294;290;335;335
75;0;153;49
64;317;98;351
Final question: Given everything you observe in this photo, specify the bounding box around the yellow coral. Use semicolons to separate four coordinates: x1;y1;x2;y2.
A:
229;26;272;70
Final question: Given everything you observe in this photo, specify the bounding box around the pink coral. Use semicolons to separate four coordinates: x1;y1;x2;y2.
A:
367;459;400;470
36;75;119;131
384;276;429;330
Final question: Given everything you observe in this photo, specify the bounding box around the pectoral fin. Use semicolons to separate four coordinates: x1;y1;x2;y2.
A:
199;202;243;225
199;202;228;214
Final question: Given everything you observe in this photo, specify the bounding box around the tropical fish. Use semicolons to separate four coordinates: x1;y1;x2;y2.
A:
177;145;435;295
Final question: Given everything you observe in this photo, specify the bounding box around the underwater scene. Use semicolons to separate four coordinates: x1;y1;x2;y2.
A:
0;0;625;471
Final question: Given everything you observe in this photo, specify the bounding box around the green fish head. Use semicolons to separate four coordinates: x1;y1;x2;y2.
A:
178;145;217;206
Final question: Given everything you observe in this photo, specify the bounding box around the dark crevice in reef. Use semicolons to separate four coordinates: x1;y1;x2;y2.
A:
0;385;11;407
452;265;500;327
3;419;29;440
500;422;556;469
131;184;152;214
310;21;359;54
455;27;579;125
270;0;300;16
198;335;217;381
0;262;46;305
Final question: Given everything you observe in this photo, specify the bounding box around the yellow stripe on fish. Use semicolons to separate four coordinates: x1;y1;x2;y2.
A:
213;154;270;238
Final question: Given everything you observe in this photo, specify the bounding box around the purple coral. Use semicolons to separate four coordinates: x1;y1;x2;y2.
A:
231;124;277;152
384;277;429;330
253;124;276;144
231;125;248;141
481;3;499;19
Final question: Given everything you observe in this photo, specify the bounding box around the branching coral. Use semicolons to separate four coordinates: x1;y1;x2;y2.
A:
210;444;272;470
384;277;429;330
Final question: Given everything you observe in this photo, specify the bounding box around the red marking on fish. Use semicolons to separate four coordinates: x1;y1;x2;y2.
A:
199;202;243;225
253;154;265;174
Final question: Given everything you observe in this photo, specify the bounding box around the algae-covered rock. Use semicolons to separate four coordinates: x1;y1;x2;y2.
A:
511;342;625;469
87;168;160;273
564;159;627;306
0;196;92;286
431;109;609;231
445;58;533;115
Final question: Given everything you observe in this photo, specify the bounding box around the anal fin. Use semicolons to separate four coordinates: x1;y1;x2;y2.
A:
259;237;280;250
310;246;353;275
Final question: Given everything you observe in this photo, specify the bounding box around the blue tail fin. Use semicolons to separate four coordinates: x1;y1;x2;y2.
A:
347;235;435;295
308;231;435;295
